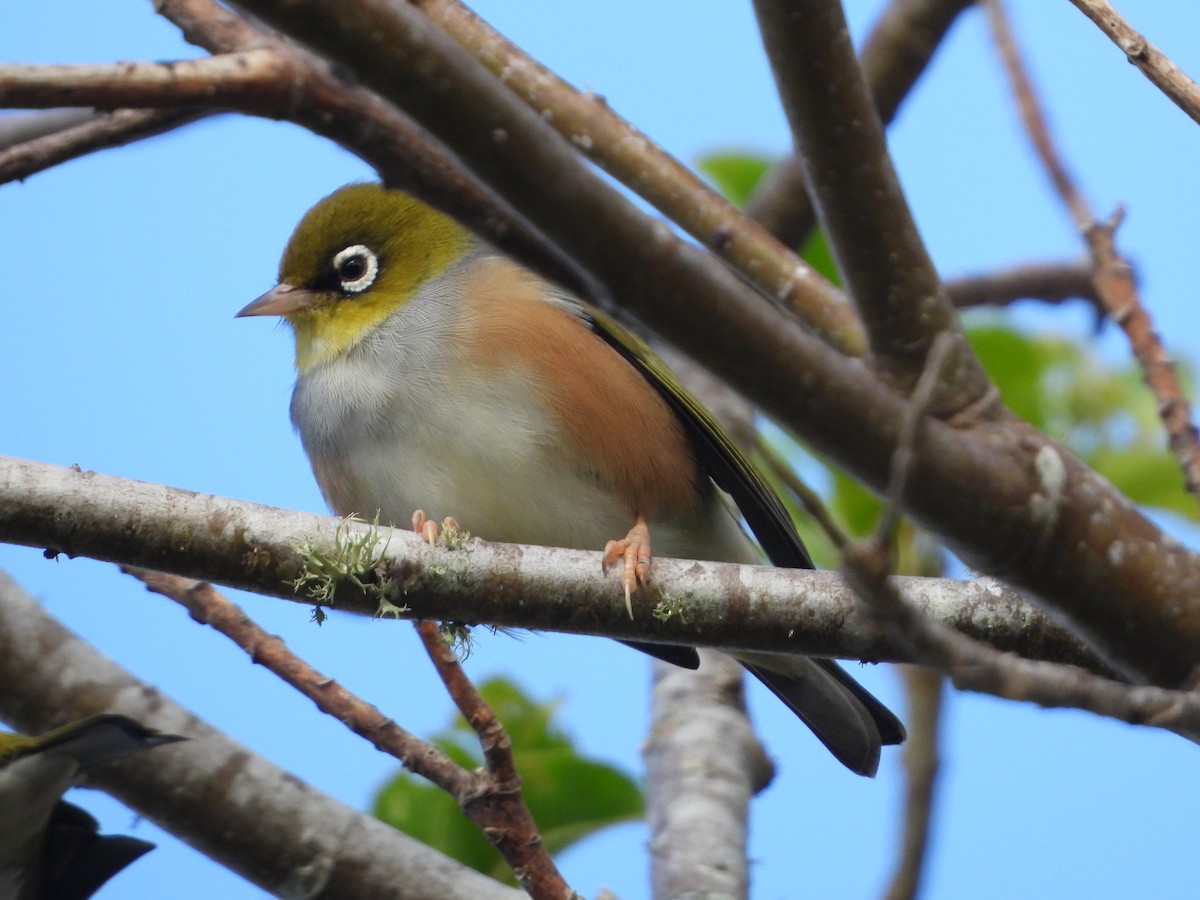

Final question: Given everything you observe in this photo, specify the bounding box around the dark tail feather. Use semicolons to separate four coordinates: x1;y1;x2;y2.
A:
737;655;906;777
814;659;907;746
40;801;156;900
621;640;701;669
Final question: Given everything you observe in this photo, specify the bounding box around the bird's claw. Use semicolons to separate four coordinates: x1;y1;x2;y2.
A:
602;517;651;619
412;509;439;545
411;510;460;546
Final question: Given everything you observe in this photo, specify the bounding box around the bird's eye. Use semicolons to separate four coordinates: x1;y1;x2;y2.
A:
332;244;378;294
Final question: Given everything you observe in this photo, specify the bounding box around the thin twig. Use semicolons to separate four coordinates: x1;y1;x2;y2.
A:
412;622;518;791
1067;0;1200;127
124;568;474;792
944;258;1103;316
0;571;523;899
752;434;849;551
0;108;98;148
884;667;943;900
125;568;578;900
0;107;201;184
986;0;1200;497
880;333;956;541
410;620;581;899
841;543;1200;739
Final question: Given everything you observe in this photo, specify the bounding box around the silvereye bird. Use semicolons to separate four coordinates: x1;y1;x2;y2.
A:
0;715;185;899
239;183;904;776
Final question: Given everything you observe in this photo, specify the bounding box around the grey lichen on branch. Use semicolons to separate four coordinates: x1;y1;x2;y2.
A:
290;514;401;624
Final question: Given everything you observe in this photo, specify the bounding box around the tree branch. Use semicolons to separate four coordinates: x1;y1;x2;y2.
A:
0;455;1112;675
408;0;865;357
986;0;1200;499
841;542;1200;740
644;652;769;898
0;569;523;900
0;53;292;109
746;0;976;248
0;107;202;184
412;621;581;899
124;567;577;899
1067;0;1200;126
751;0;989;404
944;258;1103;314
883;668;944;900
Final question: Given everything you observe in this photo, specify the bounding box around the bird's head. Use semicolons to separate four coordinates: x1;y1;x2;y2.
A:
238;183;471;372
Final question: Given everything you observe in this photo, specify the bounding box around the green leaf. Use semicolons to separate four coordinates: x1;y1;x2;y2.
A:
966;322;1197;519
373;677;643;883
695;151;772;207
965;325;1055;429
511;748;643;856
1088;446;1194;520
798;229;841;287
828;466;884;540
375;776;500;876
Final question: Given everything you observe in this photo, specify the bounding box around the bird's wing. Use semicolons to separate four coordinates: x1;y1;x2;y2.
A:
577;303;814;569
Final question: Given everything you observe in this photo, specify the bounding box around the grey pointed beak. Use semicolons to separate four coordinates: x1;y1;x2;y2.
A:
236;283;316;318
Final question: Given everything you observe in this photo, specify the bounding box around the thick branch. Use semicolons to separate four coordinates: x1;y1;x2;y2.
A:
746;0;975;247
0;570;522;900
0;456;1111;674
751;0;989;403
408;0;865;356
645;652;767;899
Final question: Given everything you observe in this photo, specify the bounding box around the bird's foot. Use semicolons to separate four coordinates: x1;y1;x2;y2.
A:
602;516;651;619
411;510;462;546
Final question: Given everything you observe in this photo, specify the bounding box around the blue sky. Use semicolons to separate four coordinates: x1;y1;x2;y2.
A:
3;2;1199;898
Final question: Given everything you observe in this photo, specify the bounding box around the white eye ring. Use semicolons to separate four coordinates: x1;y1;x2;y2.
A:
332;244;379;294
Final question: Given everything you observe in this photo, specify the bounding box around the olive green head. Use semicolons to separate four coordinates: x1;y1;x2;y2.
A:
239;183;471;371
